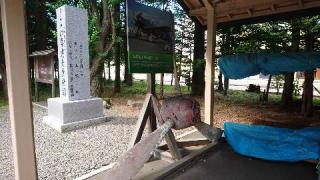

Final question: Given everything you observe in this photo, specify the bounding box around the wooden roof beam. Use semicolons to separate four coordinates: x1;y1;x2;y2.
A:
270;4;276;11
247;8;253;16
298;0;304;7
203;0;214;9
189;7;207;16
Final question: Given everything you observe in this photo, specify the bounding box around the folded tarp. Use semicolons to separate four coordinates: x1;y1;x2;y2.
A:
218;52;320;79
224;122;320;162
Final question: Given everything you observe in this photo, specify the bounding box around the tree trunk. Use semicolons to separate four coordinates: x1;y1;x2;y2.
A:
224;77;229;96
160;73;164;99
113;3;121;93
264;75;272;102
173;56;181;94
91;57;104;97
108;59;111;80
282;23;300;108
217;71;224;91
281;72;294;107
301;70;314;117
89;0;114;97
123;1;132;86
191;22;205;96
0;64;7;99
301;33;314;117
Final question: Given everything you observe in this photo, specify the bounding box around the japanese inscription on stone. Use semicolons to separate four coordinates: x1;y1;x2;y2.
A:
57;5;90;101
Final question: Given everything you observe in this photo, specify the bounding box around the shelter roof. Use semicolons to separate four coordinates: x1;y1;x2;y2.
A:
178;0;320;27
29;49;55;57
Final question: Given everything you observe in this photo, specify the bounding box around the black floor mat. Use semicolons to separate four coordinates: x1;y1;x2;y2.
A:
168;141;317;180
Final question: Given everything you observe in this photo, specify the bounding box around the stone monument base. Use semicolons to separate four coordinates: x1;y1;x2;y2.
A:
43;97;106;132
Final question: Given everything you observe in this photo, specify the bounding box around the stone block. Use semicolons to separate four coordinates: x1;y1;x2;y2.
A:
43;97;106;132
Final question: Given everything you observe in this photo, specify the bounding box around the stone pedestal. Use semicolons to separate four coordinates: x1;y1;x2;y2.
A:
43;98;106;132
43;5;106;132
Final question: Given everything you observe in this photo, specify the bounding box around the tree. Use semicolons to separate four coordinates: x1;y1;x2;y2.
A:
113;1;121;93
282;21;300;108
300;16;320;117
122;1;133;86
191;22;205;96
89;0;115;97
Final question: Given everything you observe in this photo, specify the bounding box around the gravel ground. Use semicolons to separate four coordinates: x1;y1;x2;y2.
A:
0;100;194;180
0;104;136;179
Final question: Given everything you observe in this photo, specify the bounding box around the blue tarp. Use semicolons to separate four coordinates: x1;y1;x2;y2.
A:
224;122;320;162
218;52;320;79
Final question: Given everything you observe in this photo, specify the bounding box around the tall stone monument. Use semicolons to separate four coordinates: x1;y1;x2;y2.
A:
43;5;105;132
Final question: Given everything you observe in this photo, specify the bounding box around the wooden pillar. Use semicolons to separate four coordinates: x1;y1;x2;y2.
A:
0;0;38;179
204;1;216;126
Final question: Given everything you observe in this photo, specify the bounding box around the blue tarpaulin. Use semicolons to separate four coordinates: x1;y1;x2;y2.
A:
224;122;320;162
218;52;320;79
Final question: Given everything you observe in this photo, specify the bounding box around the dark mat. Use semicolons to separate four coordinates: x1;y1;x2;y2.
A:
168;140;317;180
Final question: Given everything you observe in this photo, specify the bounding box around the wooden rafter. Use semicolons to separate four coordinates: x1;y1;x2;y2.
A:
184;0;320;26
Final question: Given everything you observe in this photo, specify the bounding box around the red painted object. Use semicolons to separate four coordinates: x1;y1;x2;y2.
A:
160;96;201;130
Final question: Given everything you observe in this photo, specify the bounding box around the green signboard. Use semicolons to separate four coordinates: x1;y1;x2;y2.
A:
127;0;174;73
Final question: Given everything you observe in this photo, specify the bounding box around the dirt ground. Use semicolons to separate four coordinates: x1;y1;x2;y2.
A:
110;94;320;130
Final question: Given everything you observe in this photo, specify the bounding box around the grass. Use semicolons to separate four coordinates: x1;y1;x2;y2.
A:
215;90;282;106
216;89;320;107
104;80;191;98
0;85;7;107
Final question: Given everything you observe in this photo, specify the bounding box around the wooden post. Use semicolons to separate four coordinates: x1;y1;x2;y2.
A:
204;1;216;126
147;73;157;132
0;0;38;179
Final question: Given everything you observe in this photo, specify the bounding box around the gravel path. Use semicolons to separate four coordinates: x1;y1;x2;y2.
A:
0;102;195;180
0;105;136;179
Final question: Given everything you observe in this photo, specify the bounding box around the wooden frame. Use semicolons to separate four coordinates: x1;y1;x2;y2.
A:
128;93;182;160
31;50;56;102
182;0;320;26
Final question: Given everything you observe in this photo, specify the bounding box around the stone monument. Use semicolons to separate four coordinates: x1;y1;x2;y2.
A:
43;5;105;132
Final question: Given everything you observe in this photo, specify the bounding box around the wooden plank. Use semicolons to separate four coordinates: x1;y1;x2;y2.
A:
153;149;175;163
155;141;219;180
128;94;152;148
158;139;210;151
0;0;38;179
204;1;216;126
152;96;182;160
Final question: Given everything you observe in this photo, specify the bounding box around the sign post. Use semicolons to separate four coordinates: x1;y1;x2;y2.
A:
30;49;56;102
126;1;181;160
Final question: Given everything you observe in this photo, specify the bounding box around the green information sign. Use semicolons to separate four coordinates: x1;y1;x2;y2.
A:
127;0;174;73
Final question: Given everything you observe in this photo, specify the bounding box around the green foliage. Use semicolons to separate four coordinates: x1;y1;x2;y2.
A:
293;79;302;96
271;75;285;94
0;88;7;107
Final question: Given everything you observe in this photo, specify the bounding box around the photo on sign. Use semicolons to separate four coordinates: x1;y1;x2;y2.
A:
127;0;174;73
